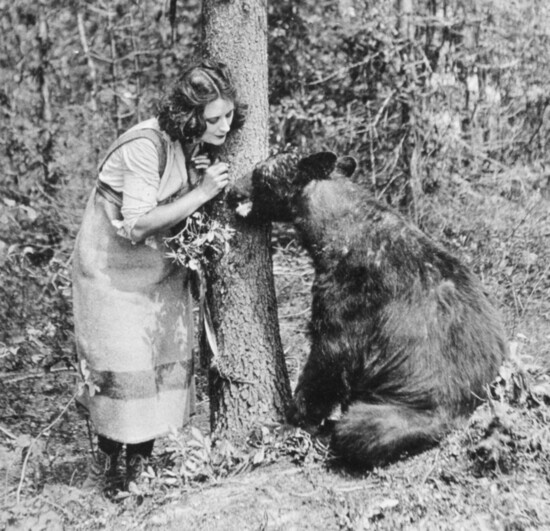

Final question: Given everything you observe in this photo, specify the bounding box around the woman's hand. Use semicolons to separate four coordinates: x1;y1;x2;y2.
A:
191;154;212;172
193;156;229;201
130;157;229;242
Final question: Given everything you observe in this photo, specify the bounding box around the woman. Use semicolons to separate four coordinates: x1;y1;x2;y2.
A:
72;60;245;492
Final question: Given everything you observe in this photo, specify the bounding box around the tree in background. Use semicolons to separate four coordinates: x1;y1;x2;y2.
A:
200;0;291;440
267;0;550;209
0;1;201;369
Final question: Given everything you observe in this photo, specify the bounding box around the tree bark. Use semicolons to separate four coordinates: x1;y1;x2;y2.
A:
200;0;291;441
395;0;414;40
76;10;99;113
394;0;417;216
107;8;122;134
37;3;54;189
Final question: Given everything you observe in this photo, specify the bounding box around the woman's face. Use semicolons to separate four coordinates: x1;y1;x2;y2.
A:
200;97;235;145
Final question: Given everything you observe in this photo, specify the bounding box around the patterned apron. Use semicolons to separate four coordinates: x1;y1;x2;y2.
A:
72;134;195;444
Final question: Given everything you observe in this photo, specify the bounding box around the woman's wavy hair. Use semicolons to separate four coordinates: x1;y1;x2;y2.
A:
157;60;247;142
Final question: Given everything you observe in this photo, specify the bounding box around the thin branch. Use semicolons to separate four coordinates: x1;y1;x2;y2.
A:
279;308;310;319
88;52;114;65
169;0;177;45
37;8;52;124
130;12;142;122
1;367;74;385
16;391;79;504
108;10;121;133
420;448;441;485
0;426;17;440
77;10;98;113
521;261;550;317
308;59;371;86
86;4;116;17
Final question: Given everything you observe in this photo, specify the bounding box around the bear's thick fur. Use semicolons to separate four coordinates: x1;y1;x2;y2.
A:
231;152;508;468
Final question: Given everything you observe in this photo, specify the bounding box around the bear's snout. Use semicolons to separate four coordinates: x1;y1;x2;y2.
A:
227;171;254;217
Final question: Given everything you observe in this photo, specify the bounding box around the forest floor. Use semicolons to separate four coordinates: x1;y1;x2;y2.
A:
2;178;550;530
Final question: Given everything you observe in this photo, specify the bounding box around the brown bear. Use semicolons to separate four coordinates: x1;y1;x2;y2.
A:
230;152;508;468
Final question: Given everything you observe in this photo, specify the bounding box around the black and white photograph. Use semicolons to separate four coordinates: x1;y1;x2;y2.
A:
1;1;549;529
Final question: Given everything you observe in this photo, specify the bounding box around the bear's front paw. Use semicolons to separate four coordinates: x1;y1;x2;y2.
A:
286;392;308;426
287;391;324;432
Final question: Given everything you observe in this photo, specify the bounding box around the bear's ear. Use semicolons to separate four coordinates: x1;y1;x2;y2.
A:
297;152;337;181
335;156;357;178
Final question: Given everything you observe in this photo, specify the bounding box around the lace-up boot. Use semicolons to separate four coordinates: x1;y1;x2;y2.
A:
125;454;148;492
81;449;120;493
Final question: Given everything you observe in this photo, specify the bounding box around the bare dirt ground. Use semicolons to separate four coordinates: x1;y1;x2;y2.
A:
2;193;550;530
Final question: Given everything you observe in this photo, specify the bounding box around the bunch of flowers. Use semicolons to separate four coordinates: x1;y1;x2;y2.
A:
164;209;235;271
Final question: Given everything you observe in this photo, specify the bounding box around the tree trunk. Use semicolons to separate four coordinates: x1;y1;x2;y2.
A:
394;0;417;216
76;10;98;114
395;0;414;40
107;9;122;134
37;3;54;190
200;0;291;441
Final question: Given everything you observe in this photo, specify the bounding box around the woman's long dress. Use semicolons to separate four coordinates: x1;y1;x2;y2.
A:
72;119;195;444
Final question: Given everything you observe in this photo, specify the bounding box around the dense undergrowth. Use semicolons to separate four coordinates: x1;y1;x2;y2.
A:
1;238;550;529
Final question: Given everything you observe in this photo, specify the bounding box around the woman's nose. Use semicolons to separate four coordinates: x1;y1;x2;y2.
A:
219;118;230;133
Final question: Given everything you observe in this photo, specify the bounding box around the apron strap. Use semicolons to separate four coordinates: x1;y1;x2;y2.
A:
97;128;168;176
